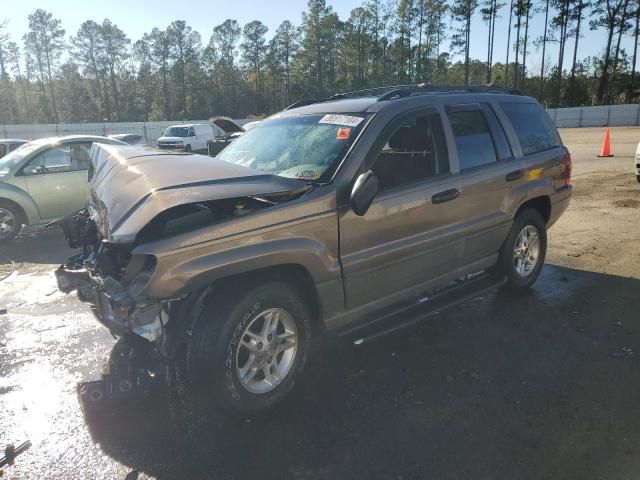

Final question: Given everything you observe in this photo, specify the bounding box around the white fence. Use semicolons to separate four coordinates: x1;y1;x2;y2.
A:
0;119;246;146
546;104;640;128
1;104;638;142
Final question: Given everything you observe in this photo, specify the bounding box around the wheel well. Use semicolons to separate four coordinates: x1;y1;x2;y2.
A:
205;264;323;329
516;196;551;223
0;198;27;225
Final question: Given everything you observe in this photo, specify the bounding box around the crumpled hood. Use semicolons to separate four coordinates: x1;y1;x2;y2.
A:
89;144;303;243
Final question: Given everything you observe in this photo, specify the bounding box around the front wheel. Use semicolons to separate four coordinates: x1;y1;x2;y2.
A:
496;209;547;291
184;144;192;153
0;201;22;244
187;281;312;416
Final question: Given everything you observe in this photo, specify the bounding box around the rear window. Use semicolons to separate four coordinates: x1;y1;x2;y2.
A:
500;102;560;155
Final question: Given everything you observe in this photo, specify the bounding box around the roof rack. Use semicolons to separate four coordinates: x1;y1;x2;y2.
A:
284;83;525;110
376;83;525;101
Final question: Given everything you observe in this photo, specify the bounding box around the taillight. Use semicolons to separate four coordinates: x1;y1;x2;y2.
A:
562;152;572;186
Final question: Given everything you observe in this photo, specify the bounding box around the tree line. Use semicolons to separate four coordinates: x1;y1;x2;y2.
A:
0;0;638;125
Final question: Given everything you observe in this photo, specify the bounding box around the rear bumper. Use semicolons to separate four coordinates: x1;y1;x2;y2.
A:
547;185;572;228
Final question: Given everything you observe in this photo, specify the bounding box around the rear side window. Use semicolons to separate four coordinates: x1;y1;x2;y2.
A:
447;109;498;170
500;102;559;155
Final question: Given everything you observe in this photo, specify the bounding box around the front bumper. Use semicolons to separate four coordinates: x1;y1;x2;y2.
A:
56;264;164;341
157;143;185;150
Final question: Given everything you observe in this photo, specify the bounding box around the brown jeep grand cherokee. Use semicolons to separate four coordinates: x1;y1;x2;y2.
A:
57;85;572;415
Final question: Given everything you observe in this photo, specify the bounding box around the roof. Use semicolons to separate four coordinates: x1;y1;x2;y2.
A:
281;83;533;116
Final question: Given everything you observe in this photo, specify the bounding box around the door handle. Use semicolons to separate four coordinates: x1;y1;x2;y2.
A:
431;188;460;204
505;169;524;181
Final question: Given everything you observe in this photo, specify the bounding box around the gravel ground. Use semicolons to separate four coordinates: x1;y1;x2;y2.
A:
0;126;639;480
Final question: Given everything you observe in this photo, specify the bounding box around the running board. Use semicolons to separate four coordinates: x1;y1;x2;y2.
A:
344;272;506;345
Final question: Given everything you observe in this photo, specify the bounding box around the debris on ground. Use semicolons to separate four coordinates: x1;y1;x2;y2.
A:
0;440;32;475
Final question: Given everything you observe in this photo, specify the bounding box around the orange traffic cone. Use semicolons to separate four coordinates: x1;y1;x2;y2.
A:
597;128;614;157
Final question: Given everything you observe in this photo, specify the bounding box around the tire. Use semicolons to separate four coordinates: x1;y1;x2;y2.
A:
496;208;547;291
187;281;312;416
0;201;23;244
636;174;640;183
184;144;192;153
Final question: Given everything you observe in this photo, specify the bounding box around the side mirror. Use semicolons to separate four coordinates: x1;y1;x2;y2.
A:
24;165;42;176
350;170;379;216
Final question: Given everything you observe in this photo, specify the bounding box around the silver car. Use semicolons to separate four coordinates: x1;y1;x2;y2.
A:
0;135;126;242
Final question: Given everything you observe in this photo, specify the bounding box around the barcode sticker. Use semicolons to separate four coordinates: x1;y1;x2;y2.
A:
318;114;364;127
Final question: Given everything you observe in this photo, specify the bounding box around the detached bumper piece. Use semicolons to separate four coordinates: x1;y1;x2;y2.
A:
77;371;157;417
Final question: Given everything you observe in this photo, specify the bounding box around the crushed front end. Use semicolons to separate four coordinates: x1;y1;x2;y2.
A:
55;209;169;343
55;209;170;415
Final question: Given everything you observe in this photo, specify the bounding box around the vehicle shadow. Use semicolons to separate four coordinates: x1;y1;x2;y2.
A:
0;227;71;267
89;264;640;480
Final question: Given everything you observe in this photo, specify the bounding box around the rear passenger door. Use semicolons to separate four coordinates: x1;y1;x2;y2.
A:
444;102;524;267
339;108;468;309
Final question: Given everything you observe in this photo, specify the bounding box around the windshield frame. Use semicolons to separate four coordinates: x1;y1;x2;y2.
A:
217;112;372;184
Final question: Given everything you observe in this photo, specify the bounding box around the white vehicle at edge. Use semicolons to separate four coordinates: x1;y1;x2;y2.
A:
635;141;640;183
156;123;214;152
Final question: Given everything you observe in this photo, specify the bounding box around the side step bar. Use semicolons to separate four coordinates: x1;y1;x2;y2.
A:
344;272;506;345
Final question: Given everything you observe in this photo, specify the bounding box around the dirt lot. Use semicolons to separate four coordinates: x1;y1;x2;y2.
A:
0;126;639;480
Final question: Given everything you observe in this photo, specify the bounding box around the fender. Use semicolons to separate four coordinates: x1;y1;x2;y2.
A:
504;177;554;218
138;236;341;300
0;182;41;226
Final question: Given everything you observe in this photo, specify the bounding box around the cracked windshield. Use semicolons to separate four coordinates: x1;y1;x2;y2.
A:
218;114;366;180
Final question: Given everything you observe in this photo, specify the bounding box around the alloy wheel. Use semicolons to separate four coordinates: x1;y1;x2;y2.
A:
0;207;17;240
513;225;540;277
235;308;298;394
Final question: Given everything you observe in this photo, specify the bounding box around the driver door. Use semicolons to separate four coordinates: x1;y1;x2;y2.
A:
339;109;467;309
23;142;92;220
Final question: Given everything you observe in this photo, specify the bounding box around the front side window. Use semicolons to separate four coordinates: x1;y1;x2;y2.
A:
499;102;560;155
447;109;498;170
30;146;71;171
27;143;91;173
218;113;367;181
371;112;450;190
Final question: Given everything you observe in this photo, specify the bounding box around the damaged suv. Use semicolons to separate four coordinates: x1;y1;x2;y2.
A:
57;85;572;415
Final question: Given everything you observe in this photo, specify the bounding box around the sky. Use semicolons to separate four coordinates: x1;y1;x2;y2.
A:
1;0;637;82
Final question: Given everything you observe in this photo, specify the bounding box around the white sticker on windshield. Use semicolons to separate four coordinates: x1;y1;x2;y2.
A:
318;114;364;127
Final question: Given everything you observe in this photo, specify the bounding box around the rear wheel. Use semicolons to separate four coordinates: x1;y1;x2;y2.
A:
0;201;22;244
636;174;640;183
187;281;312;416
496;209;547;291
